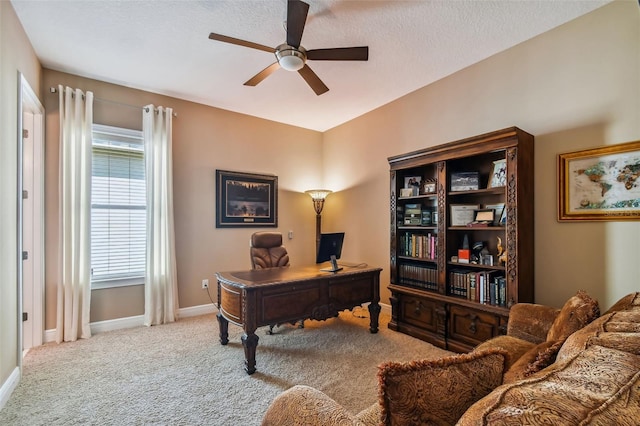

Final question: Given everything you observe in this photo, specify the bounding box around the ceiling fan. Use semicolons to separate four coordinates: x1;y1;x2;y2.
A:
208;0;368;95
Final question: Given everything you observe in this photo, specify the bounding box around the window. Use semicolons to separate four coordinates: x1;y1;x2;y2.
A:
91;124;145;289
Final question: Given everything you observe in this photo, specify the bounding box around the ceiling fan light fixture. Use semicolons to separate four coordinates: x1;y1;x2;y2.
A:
276;44;306;71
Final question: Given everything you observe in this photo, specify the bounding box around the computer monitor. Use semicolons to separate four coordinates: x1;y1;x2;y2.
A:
316;232;345;264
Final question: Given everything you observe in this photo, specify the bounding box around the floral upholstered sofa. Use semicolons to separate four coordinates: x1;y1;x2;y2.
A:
261;291;640;425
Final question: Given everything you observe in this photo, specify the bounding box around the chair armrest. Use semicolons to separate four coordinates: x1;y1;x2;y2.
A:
507;303;560;344
261;385;364;426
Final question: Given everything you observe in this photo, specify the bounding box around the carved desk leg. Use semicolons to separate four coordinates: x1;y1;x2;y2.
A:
368;301;381;334
242;331;259;375
217;313;229;345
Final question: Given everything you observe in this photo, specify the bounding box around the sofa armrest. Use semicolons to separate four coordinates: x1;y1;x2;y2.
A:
507;303;560;344
261;385;366;426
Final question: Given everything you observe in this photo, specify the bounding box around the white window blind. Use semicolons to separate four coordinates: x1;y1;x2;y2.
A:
91;124;145;288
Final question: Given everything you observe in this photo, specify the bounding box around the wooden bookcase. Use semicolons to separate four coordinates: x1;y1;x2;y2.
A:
388;127;534;352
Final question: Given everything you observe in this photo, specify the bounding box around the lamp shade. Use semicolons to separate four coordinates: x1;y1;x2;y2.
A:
305;189;332;200
305;189;332;215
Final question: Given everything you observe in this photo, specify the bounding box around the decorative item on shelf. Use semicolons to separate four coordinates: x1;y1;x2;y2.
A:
471;241;484;264
420;179;437;195
421;209;432;226
400;188;413;198
305;189;332;254
403;203;422;225
450;171;479;192
458;234;470;264
496;236;507;266
404;176;422;196
488;159;507;188
467;209;494;227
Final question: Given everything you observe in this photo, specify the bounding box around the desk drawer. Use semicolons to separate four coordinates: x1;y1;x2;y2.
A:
329;275;374;306
260;285;322;324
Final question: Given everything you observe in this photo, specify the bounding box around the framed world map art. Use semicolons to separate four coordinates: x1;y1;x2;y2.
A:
558;140;640;221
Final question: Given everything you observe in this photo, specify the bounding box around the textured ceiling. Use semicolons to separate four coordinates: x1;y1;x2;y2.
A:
11;0;611;132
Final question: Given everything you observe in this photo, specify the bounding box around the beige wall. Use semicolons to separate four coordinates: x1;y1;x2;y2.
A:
42;70;323;328
0;0;42;398
323;0;640;310
3;2;638;397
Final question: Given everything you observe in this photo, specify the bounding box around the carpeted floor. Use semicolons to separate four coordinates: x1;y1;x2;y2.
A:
0;308;451;425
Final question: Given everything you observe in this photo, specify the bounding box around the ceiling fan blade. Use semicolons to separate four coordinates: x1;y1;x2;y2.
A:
209;33;273;53
286;0;309;48
307;47;369;61
244;62;281;86
298;65;329;95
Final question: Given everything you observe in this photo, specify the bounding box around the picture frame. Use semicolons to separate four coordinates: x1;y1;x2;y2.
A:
450;172;479;192
488;159;507;188
404;176;422;196
216;169;278;228
484;203;505;226
558;140;640;221
499;205;507;225
420;179;437;195
450;204;480;226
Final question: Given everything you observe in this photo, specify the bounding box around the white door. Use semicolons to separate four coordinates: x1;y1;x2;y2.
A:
20;75;44;352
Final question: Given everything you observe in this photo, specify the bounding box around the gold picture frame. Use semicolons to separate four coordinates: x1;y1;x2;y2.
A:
558;140;640;221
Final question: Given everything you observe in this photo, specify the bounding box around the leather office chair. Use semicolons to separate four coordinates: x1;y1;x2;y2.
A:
250;232;290;269
250;232;298;333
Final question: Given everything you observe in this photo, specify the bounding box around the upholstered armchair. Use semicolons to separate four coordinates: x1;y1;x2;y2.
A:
250;232;290;269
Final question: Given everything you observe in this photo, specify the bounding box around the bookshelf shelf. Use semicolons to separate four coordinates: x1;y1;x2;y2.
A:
388;127;534;352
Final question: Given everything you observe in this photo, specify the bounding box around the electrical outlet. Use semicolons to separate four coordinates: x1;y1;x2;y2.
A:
202;279;209;289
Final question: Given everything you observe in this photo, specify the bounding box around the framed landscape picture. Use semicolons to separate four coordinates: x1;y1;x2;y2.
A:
216;169;278;227
558;140;640;221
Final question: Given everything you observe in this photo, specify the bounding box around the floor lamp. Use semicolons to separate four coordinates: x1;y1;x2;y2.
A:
305;189;332;255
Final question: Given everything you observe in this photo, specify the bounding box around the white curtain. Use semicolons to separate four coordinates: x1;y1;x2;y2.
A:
143;105;179;326
56;85;93;343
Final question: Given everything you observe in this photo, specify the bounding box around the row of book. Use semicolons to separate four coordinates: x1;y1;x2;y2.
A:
449;270;507;307
399;232;437;260
398;264;438;291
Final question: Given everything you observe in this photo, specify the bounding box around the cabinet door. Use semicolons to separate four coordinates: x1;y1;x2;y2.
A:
448;304;501;350
399;294;441;333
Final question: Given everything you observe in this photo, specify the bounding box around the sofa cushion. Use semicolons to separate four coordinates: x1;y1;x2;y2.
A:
603;291;640;315
377;349;507;426
546;290;600;342
502;339;563;384
473;335;535;371
261;385;363;426
458;344;640;425
506;303;559;344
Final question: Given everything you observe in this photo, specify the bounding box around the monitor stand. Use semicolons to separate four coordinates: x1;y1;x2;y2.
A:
320;255;343;272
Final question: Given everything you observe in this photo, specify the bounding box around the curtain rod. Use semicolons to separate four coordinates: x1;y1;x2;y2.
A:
49;86;177;117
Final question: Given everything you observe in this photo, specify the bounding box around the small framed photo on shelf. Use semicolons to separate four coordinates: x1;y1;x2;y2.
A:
481;254;494;266
450;172;479;192
468;209;494;227
450;204;479;226
488;159;507;188
420;179;437;194
399;188;414;198
404;176;422;196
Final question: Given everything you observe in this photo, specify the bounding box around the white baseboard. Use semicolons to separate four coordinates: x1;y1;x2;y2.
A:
0;367;20;411
42;302;386;343
44;303;218;343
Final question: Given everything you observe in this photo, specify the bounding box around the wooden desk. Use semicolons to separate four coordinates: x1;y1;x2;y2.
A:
215;264;382;374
